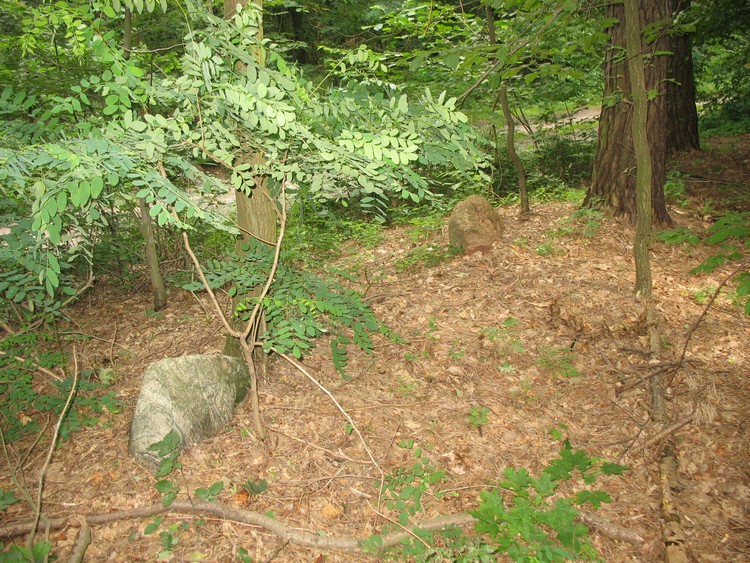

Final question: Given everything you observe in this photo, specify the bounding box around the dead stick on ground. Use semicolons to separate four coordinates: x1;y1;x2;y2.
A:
66;526;91;563
28;347;79;554
273;351;384;487
645;413;695;448
268;428;371;465
2;501;643;549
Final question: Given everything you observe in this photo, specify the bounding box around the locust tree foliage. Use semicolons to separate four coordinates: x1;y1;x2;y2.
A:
0;0;488;327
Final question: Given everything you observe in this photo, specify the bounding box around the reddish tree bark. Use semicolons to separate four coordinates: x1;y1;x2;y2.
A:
584;1;673;225
666;0;700;154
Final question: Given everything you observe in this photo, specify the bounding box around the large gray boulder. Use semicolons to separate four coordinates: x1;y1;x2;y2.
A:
448;195;504;254
129;354;249;467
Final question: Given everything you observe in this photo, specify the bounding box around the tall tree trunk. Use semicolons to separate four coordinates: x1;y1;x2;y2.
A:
584;1;672;225
222;0;276;371
666;0;700;154
624;0;653;297
500;86;529;215
125;6;168;311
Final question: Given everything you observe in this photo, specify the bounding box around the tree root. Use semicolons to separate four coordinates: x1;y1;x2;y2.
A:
2;501;643;551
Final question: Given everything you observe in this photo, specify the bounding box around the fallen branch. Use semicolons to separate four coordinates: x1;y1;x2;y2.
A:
28;347;79;553
66;526;91;563
645;413;695;448
1;500;643;549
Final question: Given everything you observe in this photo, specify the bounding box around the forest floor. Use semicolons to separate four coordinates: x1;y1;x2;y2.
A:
2;135;750;562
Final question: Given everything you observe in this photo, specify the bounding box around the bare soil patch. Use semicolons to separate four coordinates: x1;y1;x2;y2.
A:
2;136;749;561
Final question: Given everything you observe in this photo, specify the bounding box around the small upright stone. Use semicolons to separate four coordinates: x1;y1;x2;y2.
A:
448;195;504;254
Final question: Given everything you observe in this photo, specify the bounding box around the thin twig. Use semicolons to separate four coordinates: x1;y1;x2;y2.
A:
0;351;63;382
644;413;695;448
677;254;750;366
367;500;430;548
273;352;384;487
268;428;372;465
28;347;79;554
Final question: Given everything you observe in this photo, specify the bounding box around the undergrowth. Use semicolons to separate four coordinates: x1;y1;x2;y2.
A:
656;211;750;314
183;240;398;376
0;332;122;443
371;434;628;562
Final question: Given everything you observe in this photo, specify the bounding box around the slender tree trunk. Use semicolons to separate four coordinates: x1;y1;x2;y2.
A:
584;1;672;225
500;86;529;215
487;6;528;214
666;0;700;154
222;0;276;376
137;199;168;311
624;0;653;297
125;6;167;310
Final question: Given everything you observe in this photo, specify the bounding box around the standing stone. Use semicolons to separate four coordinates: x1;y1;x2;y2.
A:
129;354;249;467
448;195;504;254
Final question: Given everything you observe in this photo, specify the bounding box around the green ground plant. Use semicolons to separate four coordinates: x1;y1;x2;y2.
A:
0;332;122;443
394;243;459;272
378;436;628;562
536;346;581;378
552;209;603;240
481;318;526;356
467;405;491;434
656;212;749;314
378;442;447;526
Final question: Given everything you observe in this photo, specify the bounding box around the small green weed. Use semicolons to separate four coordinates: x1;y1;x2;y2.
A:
345;219;387;248
554;209;603;240
481;318;526;356
0;540;52;562
449;349;465;360
403;213;445;244
536;346;581;378
655;227;700;245
394;375;420;396
664;172;689;207
469;438;627;561
241;478;269;495
0;489;20;511
691;287;716;306
195;481;224;502
404;350;430;362
378;442;447;525
0;333;122;443
468;405;491;434
143;432;185;558
687;212;750;314
536;241;563;256
394;243;459;271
